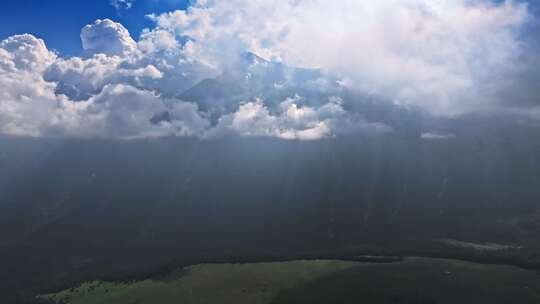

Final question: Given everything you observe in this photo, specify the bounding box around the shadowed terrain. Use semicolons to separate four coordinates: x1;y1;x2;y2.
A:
2;131;540;302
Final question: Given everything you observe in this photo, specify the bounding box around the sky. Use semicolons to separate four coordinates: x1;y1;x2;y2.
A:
0;0;190;55
1;0;537;56
0;0;539;140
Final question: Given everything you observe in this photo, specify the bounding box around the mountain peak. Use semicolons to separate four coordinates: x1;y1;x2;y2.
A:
241;52;270;65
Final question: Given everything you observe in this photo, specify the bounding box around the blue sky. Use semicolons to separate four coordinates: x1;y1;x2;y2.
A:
0;0;190;55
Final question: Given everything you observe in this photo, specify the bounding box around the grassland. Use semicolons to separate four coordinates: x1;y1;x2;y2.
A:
41;260;358;304
41;258;540;304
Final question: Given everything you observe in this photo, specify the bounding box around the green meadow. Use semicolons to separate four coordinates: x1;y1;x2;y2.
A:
42;258;540;304
41;260;358;304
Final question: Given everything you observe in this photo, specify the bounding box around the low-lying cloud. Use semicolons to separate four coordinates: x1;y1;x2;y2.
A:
0;0;538;139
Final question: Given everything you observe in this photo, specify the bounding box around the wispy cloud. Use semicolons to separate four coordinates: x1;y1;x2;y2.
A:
421;133;457;140
109;0;136;11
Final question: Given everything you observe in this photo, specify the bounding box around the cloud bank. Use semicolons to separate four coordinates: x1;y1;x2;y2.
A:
0;0;537;139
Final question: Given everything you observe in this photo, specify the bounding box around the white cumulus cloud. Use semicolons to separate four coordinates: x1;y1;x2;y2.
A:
81;19;137;56
0;31;209;139
208;96;391;140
